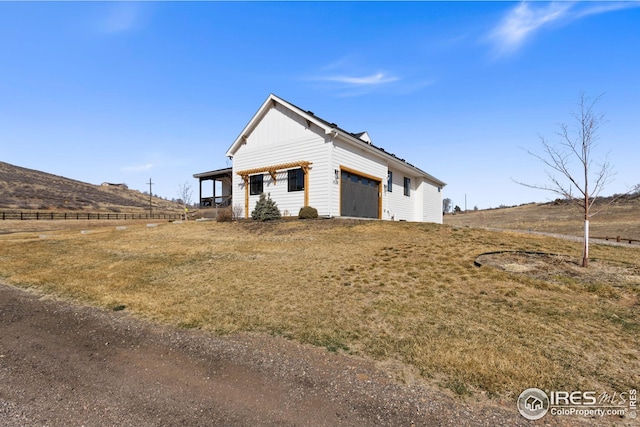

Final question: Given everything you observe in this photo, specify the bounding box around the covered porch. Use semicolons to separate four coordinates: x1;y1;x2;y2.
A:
193;167;233;208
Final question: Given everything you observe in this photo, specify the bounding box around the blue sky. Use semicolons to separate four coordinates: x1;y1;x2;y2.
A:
1;1;639;209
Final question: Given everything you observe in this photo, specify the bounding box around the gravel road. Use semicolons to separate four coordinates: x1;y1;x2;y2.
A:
0;283;609;426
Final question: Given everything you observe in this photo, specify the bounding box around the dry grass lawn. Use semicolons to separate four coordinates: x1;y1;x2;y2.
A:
0;219;638;401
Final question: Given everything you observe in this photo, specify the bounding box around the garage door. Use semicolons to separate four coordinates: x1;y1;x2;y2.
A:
340;170;380;218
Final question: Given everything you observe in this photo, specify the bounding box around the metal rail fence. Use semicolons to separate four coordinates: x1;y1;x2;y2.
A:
0;211;180;221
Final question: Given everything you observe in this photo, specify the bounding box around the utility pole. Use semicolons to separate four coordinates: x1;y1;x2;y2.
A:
147;178;154;217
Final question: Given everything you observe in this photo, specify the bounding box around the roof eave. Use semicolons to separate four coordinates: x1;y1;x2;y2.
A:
193;167;233;179
331;128;446;187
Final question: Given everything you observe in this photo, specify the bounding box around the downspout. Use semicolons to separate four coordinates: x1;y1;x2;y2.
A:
326;128;339;217
383;171;388;220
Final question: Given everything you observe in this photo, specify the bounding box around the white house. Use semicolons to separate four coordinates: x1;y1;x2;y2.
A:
221;94;446;223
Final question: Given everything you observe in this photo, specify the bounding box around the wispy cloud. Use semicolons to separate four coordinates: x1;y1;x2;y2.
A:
488;2;572;57
100;3;142;35
574;1;640;19
121;163;153;173
306;67;402;97
318;72;399;86
488;1;640;58
306;55;435;97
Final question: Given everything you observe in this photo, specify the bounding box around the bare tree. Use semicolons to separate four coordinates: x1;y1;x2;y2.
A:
517;92;614;268
177;181;193;220
443;198;452;214
231;204;243;221
178;182;193;206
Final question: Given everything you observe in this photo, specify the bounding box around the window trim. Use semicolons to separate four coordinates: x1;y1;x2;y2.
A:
287;168;305;192
249;174;263;195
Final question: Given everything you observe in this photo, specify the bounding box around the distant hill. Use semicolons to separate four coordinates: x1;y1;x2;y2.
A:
0;161;181;213
444;193;640;241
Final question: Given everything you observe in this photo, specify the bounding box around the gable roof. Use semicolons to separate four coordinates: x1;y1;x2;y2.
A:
226;94;445;187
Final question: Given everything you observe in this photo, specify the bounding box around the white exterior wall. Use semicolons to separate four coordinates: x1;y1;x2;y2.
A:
421;178;443;223
330;138;387;218
384;167;417;221
231;104;331;217
413;177;424;222
227;95;444;223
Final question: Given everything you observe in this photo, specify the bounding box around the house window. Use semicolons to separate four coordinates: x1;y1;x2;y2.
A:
250;175;263;195
404;177;411;196
288;168;304;192
387;171;393;192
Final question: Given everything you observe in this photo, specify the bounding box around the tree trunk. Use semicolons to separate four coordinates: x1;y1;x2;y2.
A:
582;219;589;268
583;167;589;268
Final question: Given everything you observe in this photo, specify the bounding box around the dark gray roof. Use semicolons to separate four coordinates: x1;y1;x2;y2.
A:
284;97;445;186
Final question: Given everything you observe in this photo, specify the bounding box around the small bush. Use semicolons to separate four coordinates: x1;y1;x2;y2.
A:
251;193;281;221
216;207;233;222
298;206;318;219
231;205;243;220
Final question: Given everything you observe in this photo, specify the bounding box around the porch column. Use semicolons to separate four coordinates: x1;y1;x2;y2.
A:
242;175;249;218
302;165;310;207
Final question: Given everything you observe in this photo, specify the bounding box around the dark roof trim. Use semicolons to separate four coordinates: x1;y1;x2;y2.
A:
193;167;232;179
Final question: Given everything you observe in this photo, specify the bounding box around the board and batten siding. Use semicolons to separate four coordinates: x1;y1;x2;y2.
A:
231;105;331;217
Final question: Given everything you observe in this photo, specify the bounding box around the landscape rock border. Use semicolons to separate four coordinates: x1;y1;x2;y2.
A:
473;250;562;268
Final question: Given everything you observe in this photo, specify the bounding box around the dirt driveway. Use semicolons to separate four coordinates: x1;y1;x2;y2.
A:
1;283;578;427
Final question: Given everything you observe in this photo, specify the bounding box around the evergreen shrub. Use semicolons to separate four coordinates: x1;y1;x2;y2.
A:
251;193;281;221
